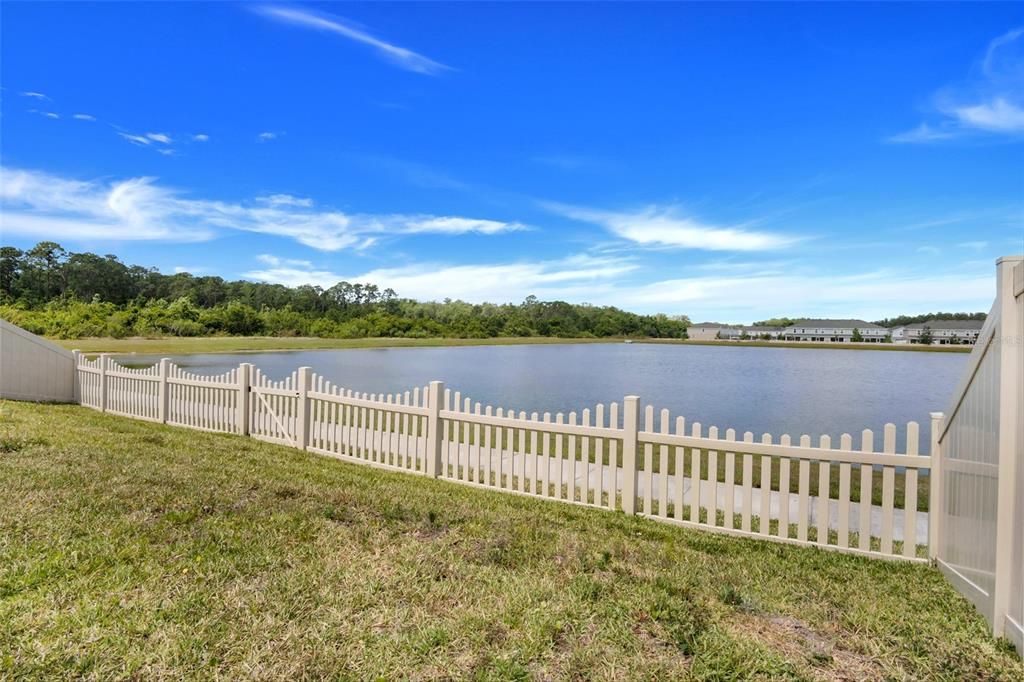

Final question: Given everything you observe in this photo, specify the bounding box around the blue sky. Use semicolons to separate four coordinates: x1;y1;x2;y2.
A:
1;2;1022;322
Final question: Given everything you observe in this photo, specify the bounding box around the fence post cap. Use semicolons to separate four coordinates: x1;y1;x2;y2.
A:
929;411;945;419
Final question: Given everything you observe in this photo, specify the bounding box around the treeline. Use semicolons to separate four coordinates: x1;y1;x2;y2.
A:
752;312;986;328
0;242;689;340
870;312;986;327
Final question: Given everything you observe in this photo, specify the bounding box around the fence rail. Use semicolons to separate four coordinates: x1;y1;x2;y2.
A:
73;353;933;563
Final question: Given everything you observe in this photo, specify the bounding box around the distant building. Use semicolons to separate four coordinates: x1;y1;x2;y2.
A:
718;325;785;340
688;322;732;340
901;319;984;345
782;319;889;343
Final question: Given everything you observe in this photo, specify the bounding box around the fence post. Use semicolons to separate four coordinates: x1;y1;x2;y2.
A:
237;363;251;436
157;358;169;424
98;353;109;413
426;380;444;477
71;350;81;404
992;256;1023;637
621;395;640;515
928;412;944;560
296;366;312;451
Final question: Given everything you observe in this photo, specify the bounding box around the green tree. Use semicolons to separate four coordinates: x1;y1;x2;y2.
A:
851;328;863;342
919;326;934;345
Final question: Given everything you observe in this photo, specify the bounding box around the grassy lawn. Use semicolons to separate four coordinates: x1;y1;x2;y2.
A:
54;335;971;355
55;335;620;355
2;402;1019;679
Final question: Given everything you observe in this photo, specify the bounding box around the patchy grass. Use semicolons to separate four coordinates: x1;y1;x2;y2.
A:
55;335;622;355
1;401;1019;680
54;335;970;356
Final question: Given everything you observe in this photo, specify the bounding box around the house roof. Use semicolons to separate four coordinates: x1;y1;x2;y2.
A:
789;319;886;330
905;319;985;330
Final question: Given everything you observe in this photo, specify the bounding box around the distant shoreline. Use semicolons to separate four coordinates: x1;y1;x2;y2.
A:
55;335;973;355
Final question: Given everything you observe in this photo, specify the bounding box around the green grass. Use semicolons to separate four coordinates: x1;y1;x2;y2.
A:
56;335;622;355
2;401;1020;679
53;334;971;355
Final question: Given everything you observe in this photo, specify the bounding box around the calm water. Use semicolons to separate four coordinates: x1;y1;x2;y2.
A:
119;343;968;454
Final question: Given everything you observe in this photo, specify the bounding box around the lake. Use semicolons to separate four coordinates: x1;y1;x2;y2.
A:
117;343;968;454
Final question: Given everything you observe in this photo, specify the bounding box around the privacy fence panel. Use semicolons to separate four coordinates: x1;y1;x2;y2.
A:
936;255;1024;655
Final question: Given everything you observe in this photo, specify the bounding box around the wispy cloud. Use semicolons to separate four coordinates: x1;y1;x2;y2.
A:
957;240;989;251
0;166;525;250
889;26;1024;143
20;91;50;101
146;132;172;144
254;5;450;76
192;134;210;142
72;113;96;121
256;194;314;208
118;132;152;146
545;202;798;252
257;131;279;142
245;253;638;301
29;110;60;120
886;123;957;144
917;245;940;256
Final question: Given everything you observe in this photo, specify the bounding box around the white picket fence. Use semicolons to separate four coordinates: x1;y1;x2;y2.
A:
73;351;934;562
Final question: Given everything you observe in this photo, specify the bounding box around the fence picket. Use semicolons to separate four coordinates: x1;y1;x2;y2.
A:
759;434;772;535
838;434;852;548
818;435;832;545
798;435;811;542
859;429;874;551
724;429;737;529
778;435;791;539
881;423;897;554
742;431;754;532
690;422;702;523
903;422;919;558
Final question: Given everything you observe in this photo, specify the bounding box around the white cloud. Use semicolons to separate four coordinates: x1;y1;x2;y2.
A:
401;216;525;235
890;26;1024;142
257;132;278;142
255;5;450;76
146;132;172;144
192;134;210;142
957;240;988;251
20;91;50;100
256;194;314;208
118;132;152;146
157;149;175;156
243;251;994;320
886;123;957;144
72;113;96;121
949;97;1024;133
0;166;525;250
546;202;796;251
916;245;940;255
245;254;639;300
29;110;60;119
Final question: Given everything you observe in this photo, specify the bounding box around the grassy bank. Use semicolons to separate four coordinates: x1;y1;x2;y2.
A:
56;335;619;355
2;402;1019;679
55;334;973;355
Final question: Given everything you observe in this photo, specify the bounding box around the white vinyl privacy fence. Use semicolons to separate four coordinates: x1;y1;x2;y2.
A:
933;256;1024;653
74;351;934;563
